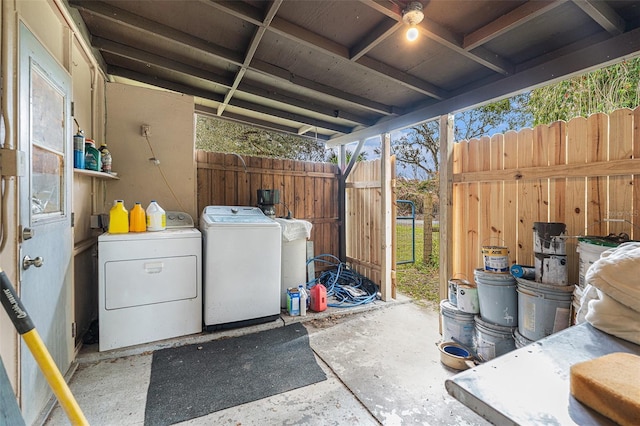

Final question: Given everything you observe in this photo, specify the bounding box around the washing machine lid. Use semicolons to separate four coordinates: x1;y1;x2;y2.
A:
200;205;276;225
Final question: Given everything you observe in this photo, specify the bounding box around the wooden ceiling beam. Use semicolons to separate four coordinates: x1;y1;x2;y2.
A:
196;105;331;141
217;0;283;116
572;0;626;35
463;0;568;50
350;20;403;61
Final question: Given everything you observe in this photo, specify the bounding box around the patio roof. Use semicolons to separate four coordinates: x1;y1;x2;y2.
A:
66;0;640;146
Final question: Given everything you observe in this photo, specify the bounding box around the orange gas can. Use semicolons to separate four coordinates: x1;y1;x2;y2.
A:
310;284;327;312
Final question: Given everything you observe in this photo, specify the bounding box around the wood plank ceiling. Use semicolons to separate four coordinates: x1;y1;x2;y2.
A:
66;0;640;145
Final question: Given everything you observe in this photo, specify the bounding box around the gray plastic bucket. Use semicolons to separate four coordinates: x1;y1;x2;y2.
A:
516;277;574;341
474;315;516;361
514;328;534;349
474;269;518;327
440;299;475;350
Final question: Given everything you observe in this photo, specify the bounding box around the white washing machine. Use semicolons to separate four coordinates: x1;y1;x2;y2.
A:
200;206;281;330
98;213;202;351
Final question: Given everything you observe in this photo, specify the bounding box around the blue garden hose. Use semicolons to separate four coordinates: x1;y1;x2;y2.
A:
305;254;380;307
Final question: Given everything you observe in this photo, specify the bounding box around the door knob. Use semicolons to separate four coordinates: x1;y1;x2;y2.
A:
23;255;44;270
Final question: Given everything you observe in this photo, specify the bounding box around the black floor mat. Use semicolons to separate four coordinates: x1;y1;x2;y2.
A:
144;323;326;426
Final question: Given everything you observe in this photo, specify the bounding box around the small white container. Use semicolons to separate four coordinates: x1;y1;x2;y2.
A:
146;200;166;231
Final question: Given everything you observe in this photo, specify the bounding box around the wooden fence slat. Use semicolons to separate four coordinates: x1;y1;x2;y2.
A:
503;131;518;271
586;113;609;235
517;128;534;266
634;107;640;240
608;109;634;236
565;117;588;284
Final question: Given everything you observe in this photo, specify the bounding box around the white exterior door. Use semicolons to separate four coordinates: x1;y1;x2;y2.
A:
18;23;73;424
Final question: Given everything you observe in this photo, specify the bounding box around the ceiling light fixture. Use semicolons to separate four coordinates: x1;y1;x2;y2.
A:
402;1;424;42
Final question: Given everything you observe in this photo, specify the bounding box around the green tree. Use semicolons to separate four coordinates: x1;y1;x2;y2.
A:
527;58;640;125
325;149;368;164
390;95;531;180
196;115;326;161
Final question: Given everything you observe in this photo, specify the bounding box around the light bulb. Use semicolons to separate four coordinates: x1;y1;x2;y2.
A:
406;26;419;42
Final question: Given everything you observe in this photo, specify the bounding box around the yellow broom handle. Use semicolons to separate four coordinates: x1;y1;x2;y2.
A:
22;329;88;425
0;268;88;425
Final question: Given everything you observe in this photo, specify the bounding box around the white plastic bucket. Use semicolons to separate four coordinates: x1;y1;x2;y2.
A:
457;283;480;314
440;299;475;350
516;277;574;341
576;238;618;288
534;253;568;285
533;222;567;254
474;269;518;327
474;315;516;361
448;278;468;307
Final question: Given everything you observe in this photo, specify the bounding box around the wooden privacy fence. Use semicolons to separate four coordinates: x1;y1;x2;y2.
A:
345;157;396;295
451;107;640;284
196;151;340;270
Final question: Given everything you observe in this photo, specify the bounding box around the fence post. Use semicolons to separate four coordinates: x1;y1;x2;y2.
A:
423;193;433;264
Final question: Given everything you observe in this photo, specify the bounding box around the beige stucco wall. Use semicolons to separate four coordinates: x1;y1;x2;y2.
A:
104;83;197;220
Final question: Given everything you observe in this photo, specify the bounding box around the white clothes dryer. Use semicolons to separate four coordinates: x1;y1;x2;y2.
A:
98;225;202;351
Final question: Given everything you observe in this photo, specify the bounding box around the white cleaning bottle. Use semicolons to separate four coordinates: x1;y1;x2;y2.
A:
146;200;166;231
299;284;307;316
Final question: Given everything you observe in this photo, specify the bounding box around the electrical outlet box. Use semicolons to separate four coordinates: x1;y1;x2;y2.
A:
141;125;151;137
0;148;26;177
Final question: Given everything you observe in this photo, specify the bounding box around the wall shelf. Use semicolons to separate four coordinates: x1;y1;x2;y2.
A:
74;169;119;180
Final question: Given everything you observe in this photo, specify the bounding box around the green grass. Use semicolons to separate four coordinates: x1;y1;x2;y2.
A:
396;225;441;306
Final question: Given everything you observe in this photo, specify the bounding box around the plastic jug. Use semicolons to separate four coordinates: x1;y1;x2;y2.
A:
129;202;146;232
310;284;327;312
84;139;101;171
109;200;129;234
287;288;300;316
299;285;307;316
99;143;112;173
146;200;166;231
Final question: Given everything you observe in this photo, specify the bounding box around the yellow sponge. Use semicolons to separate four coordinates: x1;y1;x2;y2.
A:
570;352;640;426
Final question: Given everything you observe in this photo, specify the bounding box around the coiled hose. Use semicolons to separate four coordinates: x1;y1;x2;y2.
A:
305;254;380;307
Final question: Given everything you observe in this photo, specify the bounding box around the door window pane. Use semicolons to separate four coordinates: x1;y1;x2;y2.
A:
30;64;65;217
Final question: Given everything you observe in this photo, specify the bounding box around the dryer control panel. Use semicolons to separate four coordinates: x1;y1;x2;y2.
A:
166;211;194;228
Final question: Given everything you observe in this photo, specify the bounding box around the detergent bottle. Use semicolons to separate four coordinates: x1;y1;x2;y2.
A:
146;200;166;231
109;200;129;234
129;202;146;232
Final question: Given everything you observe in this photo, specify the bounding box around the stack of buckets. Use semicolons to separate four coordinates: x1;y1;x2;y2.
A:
474;244;518;362
441;277;478;355
514;222;574;347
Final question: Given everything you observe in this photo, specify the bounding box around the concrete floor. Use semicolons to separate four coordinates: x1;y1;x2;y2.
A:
44;296;489;425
